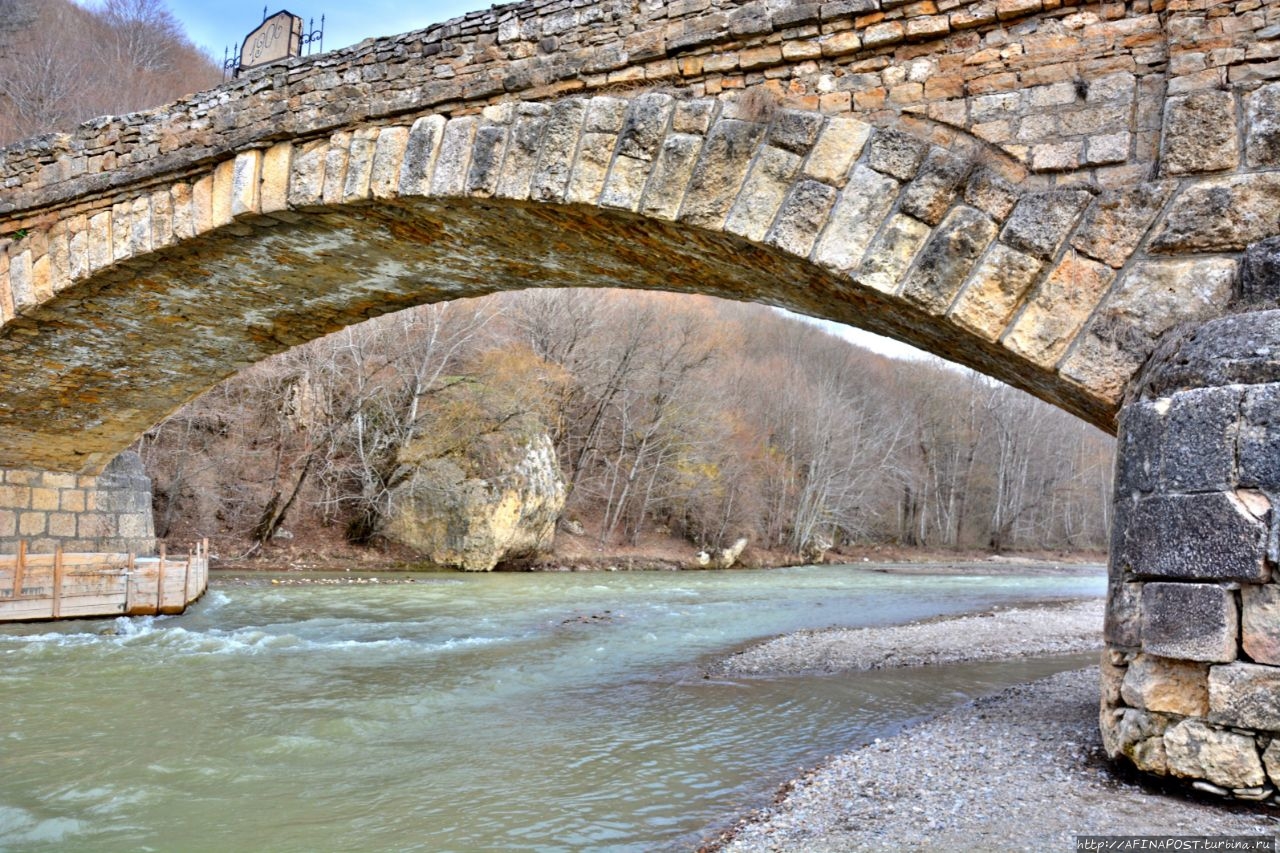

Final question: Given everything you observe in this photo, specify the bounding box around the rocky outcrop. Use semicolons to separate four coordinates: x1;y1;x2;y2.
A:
383;433;565;571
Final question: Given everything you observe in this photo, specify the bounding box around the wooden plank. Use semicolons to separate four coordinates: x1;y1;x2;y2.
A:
13;540;25;599
124;552;134;614
51;547;64;619
183;548;192;604
155;545;166;615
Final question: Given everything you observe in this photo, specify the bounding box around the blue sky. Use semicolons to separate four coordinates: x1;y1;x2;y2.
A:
166;1;495;59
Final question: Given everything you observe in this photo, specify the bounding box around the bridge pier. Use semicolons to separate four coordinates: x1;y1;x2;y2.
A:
1103;297;1280;801
0;451;155;556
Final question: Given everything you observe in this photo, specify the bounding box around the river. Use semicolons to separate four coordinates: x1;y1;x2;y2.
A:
0;564;1104;852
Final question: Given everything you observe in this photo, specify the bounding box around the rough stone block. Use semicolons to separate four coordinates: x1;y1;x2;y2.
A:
1071;182;1176;269
1121;654;1209;715
1123;494;1268;583
854;214;931;294
680;119;767;230
1088;258;1238;379
1105;578;1144;647
1138;311;1280;397
1152;174;1280;254
231;150;263;214
639;134;703;221
1141;582;1239;662
1000;189;1093;260
1240;236;1280;305
430;118;479;197
813;165;899;274
865;129;929;182
1264;740;1280;788
1241;384;1280;489
1160;386;1242;493
1164;720;1266;788
18;511;46;537
59;489;85;513
1163;90;1239;176
566;131;616;205
617;93;674;162
899;150;972;226
29;487;58;511
1209;663;1280;730
768;179;838;258
1004;253;1113;368
47;512;76;538
320;131;353;207
496;110;549;201
602;154;655;212
949;243;1042;341
964;168;1020;221
803;116;871;185
259;142;294;212
1246;83;1280;167
1101;651;1127;706
1242;583;1280;665
725;146;803;242
768;110;825;156
398;116;447;198
530;100;587;204
901;205;997;314
1113;400;1163;496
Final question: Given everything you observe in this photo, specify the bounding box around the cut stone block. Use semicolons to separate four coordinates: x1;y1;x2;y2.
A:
1242;583;1280;665
1164;720;1266;788
1159;386;1242;493
1104;579;1143;647
1240;384;1280;490
1162;90;1240;175
1209;663;1280;730
1113;400;1163;496
1120;494;1268;583
1141;582;1239;662
1120;654;1209;716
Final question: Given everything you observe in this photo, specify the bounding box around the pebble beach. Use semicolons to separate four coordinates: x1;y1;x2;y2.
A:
703;601;1280;851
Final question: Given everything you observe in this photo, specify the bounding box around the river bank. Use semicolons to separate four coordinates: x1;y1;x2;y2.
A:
207;530;1106;575
708;598;1105;676
703;604;1280;851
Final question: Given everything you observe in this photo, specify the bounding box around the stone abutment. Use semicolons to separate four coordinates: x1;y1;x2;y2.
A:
1102;264;1280;802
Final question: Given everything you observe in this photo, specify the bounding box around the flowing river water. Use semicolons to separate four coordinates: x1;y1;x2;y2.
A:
0;564;1105;852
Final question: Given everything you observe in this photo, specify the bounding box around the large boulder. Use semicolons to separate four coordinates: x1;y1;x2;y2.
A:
383;433;565;571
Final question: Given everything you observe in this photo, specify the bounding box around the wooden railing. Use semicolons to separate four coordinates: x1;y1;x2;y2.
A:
0;539;208;622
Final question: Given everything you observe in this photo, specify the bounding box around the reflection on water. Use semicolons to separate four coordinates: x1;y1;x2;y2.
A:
0;565;1104;852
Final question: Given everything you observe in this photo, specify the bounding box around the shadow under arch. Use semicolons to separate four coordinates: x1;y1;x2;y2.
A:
0;190;1117;474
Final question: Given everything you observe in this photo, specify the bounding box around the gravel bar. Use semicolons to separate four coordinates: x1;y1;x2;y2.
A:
710;599;1105;677
713;668;1280;852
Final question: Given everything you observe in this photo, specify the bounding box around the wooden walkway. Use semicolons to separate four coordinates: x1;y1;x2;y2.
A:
0;540;208;622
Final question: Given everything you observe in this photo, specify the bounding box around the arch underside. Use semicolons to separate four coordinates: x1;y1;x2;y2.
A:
0;196;1112;473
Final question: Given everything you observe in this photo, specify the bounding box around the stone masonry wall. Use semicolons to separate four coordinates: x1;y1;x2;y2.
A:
3;0;1275;225
0;452;155;555
1102;300;1280;803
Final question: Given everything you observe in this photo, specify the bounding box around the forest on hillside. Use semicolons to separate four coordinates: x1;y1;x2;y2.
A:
139;291;1115;561
0;0;219;146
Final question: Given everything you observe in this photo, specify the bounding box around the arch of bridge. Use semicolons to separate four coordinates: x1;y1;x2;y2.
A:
0;0;1274;471
0;0;1274;472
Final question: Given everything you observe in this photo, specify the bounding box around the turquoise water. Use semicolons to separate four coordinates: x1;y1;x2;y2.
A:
0;564;1104;852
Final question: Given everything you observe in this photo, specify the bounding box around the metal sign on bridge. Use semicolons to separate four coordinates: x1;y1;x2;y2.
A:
224;8;324;79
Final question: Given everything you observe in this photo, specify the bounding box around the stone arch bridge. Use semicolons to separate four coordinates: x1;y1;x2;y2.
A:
3;0;1280;801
